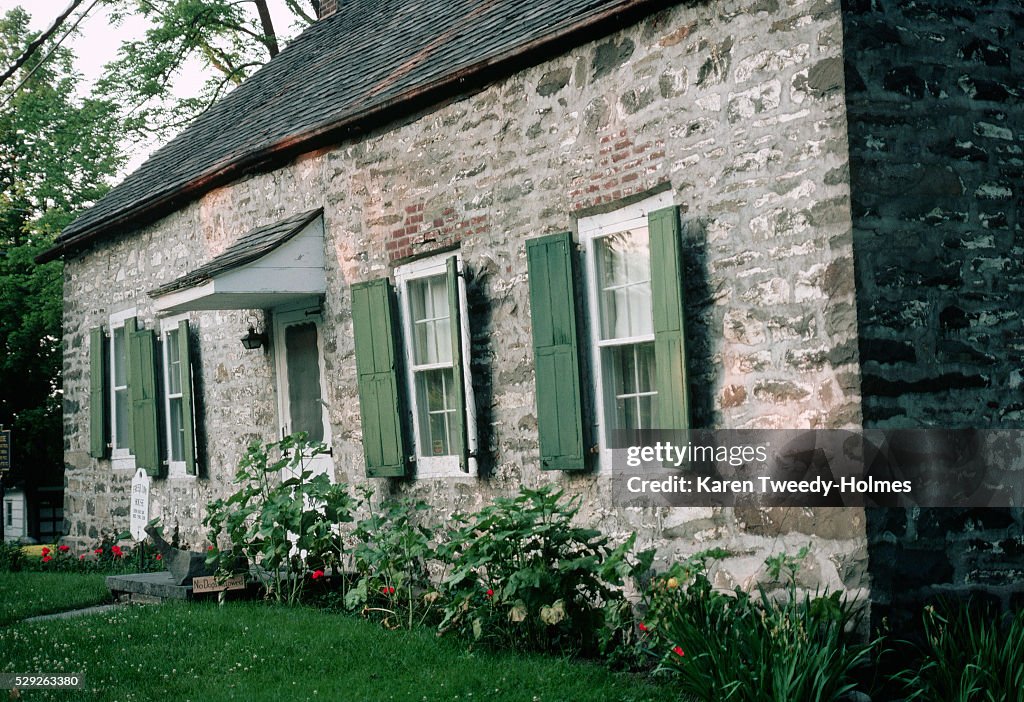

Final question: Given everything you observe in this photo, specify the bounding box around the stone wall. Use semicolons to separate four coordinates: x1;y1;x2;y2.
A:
843;0;1024;628
62;0;866;594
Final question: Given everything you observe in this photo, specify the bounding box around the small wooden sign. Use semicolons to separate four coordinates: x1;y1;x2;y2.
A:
191;575;246;594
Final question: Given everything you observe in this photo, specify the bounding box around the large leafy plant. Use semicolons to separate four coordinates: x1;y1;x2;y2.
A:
203;433;356;604
638;548;876;701
437;484;630;653
894;600;1024;701
344;493;439;630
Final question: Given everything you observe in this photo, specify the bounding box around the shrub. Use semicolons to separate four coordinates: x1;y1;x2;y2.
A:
203;432;357;604
10;536;162;574
344;492;439;630
894;600;1024;701
0;540;26;571
437;484;631;654
639;548;876;702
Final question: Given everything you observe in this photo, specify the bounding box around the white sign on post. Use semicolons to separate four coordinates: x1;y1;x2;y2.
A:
129;468;151;541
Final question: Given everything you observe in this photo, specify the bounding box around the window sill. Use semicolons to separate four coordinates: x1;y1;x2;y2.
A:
413;456;478;479
111;455;137;472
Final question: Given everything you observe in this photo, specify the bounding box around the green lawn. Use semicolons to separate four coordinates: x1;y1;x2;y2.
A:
0;601;666;701
0;572;111;625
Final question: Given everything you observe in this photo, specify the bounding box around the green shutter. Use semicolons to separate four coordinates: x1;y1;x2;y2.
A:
526;232;586;471
123;317;137;452
351;278;410;478
649;206;690;430
177;320;198;475
89;327;109;458
446;256;470;472
128;325;162;476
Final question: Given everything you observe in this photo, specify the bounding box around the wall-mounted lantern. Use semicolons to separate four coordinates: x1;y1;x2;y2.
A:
240;319;268;351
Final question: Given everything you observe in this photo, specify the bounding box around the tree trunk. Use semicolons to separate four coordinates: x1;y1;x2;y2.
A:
253;0;280;59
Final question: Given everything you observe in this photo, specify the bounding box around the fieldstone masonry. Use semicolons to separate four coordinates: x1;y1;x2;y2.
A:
59;0;1022;621
843;0;1024;628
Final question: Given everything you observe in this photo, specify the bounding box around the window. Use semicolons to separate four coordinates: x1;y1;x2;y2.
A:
394;254;477;477
160;315;197;476
525;191;689;471
592;227;657;431
108;309;138;469
350;253;476;478
89;311;198;476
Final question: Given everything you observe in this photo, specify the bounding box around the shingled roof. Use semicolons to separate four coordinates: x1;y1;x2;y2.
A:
38;0;667;263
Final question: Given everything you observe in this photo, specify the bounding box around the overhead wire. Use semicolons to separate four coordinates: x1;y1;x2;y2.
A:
0;0;102;110
0;0;86;89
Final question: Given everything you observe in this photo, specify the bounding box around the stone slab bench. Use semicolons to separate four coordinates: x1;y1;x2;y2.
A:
106;572;193;604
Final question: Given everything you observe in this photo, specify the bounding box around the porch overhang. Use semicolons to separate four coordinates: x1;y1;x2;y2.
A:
150;209;326;314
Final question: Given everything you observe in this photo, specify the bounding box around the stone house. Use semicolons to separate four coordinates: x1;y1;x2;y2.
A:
39;0;1022;624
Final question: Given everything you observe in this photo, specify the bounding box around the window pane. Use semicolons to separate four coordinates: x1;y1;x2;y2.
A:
636;342;656;392
165;329;181;395
285;322;324;443
114;388;129;448
415;368;456;456
113;327;127;386
596;228;653;339
410;275;451;365
169;397;184;462
604;342;657;431
610;343;638;395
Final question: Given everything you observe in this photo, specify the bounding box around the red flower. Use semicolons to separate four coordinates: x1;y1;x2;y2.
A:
485;588;494;599
41;547;50;556
638;622;648;632
79;555;86;560
207;545;215;551
311;569;325;580
42;554;52;563
155;554;162;561
94;547;103;555
672;646;685;657
111;545;123;558
379;585;395;595
58;544;69;553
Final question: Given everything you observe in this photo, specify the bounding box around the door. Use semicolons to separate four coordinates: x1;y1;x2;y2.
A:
273;304;333;478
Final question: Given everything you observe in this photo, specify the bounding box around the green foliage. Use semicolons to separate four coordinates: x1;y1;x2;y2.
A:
894;601;1024;701
0;8;127;489
96;0;319;141
638;550;875;702
0;539;25;571
203;433;357;605
2;538;162;574
437;484;629;654
345;492;440;630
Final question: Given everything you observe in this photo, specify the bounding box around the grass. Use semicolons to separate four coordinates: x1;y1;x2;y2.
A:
0;572;111;625
0;601;667;701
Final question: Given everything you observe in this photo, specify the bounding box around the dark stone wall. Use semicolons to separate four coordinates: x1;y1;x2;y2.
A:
843;0;1024;631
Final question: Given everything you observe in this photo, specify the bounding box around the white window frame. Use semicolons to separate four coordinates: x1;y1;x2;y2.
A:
159;313;193;479
394;252;478;478
579;191;673;470
109;308;137;471
272;302;333;478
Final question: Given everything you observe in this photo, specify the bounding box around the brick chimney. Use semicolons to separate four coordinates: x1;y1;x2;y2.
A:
318;0;338;19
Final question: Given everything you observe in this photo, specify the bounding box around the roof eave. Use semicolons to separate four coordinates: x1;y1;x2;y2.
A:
35;0;672;265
